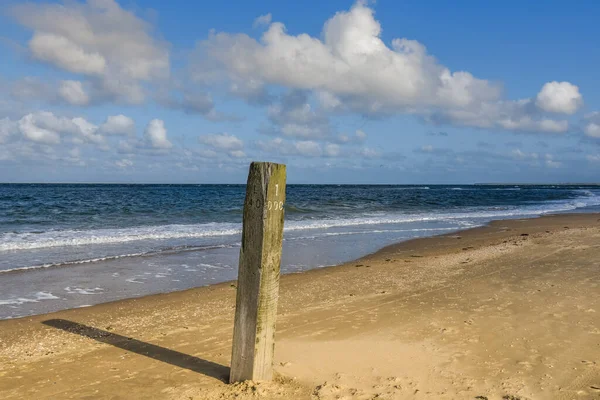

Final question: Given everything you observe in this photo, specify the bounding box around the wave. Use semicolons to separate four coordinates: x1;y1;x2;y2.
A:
1;191;599;253
0;291;59;306
392;186;430;190
0;244;233;274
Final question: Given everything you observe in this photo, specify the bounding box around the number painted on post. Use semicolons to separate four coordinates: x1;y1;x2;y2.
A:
267;201;284;211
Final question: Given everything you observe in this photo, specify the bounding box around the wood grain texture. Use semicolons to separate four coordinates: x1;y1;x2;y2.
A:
230;162;286;383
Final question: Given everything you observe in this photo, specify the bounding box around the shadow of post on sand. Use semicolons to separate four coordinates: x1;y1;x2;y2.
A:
43;318;230;382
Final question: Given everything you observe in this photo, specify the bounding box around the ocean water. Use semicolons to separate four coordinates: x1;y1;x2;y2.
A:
1;183;599;319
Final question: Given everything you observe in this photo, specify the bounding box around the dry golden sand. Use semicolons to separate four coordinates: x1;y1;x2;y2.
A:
1;214;600;399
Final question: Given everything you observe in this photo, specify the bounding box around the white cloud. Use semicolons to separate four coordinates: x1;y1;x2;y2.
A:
324;143;341;157
59;80;90;106
511;149;559;167
544;153;561;168
355;129;367;141
13;0;170;104
229;80;271;105
585;123;600;138
359;147;379;158
256;137;331;157
99;115;135;136
432;97;570;134
583;112;600;138
535;81;583;115
16;111;104;145
195;2;500;112
194;2;575;135
163;91;215;115
0;118;18;144
317;91;343;111
197;149;218;158
115;158;133;168
263;91;331;139
17;114;60;144
336;129;367;144
253;13;272;28
586;154;600;163
29;33;107;76
229;150;246;158
511;149;538;160
199;133;243;151
294;140;322;157
144;119;172;149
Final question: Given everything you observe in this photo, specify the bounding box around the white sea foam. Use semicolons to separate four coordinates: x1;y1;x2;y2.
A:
0;291;59;306
0;191;598;254
64;287;104;295
0;245;232;274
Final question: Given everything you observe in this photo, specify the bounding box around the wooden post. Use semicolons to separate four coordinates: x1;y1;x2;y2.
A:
230;162;286;383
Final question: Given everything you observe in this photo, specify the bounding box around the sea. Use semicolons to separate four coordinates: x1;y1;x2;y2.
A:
1;183;599;320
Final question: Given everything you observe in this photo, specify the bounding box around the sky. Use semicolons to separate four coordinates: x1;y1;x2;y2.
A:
0;0;599;184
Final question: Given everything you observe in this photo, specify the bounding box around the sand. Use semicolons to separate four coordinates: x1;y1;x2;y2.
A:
1;213;600;399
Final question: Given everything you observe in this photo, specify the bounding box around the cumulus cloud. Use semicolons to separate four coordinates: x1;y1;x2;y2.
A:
256;137;347;158
511;149;538;161
229;150;246;158
509;149;559;168
585;123;600;138
535;81;583;115
115;158;133;168
12;0;170;104
159;86;240;121
0;118;18;144
9;77;90;106
16;111;104;145
359;147;380;158
324;143;341;157
199;132;243;150
99;115;135;136
253;13;272;28
229;80;272;105
335;129;367;144
294;140;322;157
59;80;90;106
198;133;246;158
262;91;332;139
144;119;172;149
193;2;577;135
430;97;570;134
194;3;499;112
29;33;106;75
583;112;600;138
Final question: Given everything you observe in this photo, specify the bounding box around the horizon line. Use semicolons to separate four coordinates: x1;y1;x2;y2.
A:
1;182;600;186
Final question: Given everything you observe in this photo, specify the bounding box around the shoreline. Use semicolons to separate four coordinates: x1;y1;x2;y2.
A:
0;211;593;321
1;212;600;399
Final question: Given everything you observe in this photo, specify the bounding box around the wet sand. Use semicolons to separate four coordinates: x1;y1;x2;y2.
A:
1;213;600;399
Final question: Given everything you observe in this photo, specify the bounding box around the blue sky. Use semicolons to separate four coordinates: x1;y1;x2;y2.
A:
0;0;599;183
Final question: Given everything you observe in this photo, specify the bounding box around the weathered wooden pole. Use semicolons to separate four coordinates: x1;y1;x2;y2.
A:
230;162;286;383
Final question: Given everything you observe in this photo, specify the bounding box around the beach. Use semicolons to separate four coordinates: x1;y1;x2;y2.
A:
1;213;600;399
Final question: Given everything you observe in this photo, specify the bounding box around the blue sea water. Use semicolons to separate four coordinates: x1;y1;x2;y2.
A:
1;183;599;319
